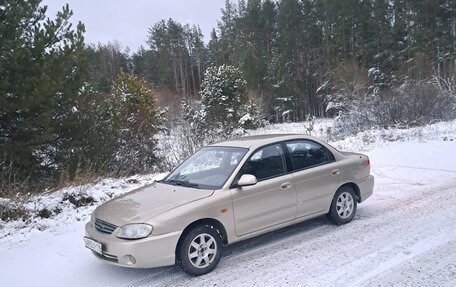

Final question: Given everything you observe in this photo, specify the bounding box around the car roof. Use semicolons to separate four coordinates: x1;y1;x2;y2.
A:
210;134;320;149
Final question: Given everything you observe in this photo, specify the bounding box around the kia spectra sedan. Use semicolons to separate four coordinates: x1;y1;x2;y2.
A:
84;134;374;275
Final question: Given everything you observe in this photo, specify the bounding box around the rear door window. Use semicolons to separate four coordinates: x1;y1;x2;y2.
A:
285;140;334;171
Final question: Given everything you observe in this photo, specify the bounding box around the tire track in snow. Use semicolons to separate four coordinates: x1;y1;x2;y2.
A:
351;232;456;287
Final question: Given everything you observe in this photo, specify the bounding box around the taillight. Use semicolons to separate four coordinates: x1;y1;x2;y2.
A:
367;157;370;168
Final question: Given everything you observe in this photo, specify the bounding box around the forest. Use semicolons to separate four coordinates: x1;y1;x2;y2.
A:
1;0;455;195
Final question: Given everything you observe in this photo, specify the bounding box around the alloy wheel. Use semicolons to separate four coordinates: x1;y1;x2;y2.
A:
336;191;354;219
187;233;217;269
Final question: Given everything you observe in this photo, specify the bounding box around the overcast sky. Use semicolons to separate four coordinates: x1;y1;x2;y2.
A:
42;0;231;52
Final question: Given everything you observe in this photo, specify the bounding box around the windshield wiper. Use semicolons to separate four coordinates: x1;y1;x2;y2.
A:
165;179;200;189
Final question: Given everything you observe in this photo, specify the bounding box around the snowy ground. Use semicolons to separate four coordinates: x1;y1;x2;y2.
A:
0;120;455;286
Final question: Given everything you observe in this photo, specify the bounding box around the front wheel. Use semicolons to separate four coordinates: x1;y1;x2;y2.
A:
327;186;357;225
178;225;223;276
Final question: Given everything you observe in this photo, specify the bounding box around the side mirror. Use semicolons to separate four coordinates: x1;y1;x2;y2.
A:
237;174;257;187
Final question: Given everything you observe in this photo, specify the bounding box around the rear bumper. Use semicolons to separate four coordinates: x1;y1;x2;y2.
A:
358;175;374;202
85;222;181;268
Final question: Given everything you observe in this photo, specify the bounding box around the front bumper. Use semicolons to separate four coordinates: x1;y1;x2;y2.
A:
85;222;181;268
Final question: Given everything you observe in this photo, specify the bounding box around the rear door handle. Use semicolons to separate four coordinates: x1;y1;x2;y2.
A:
280;182;292;189
331;169;340;176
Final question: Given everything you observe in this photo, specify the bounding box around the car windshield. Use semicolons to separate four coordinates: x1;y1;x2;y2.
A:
162;146;248;189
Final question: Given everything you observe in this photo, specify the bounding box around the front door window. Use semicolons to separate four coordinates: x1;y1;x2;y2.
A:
240;144;286;181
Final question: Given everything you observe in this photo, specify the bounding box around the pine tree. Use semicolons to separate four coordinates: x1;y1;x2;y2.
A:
0;0;86;192
218;0;240;65
146;19;207;103
85;42;131;94
273;0;306;120
187;25;206;99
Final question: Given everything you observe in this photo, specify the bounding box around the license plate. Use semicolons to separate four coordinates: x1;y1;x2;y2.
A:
84;237;102;254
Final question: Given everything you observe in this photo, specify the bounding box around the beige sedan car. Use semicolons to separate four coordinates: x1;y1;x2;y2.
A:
84;134;374;275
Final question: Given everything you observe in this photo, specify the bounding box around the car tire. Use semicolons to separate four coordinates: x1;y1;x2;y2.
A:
327;186;357;225
178;225;223;276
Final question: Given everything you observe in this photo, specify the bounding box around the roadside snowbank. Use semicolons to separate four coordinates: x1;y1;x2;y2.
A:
247;118;456;153
0;173;166;247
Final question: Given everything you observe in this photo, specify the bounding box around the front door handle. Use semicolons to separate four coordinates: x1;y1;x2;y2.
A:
331;169;340;176
280;182;292;189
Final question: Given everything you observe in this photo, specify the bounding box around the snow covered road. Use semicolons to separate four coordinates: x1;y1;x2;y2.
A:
1;140;455;286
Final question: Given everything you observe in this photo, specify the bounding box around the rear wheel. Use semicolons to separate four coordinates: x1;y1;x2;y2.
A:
327;186;357;225
178;225;223;276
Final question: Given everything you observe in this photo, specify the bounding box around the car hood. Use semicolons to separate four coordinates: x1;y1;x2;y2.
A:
94;182;214;226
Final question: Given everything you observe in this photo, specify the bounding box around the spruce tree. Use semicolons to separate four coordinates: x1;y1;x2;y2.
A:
108;72;162;174
201;65;248;135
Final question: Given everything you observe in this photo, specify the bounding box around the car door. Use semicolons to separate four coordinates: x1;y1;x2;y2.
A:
285;140;341;218
230;143;297;236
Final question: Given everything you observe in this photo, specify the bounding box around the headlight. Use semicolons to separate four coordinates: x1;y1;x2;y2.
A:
116;224;153;240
